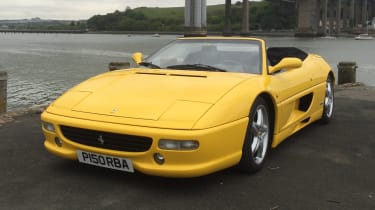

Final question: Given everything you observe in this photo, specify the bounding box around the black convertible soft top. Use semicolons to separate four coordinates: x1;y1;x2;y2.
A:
267;47;308;66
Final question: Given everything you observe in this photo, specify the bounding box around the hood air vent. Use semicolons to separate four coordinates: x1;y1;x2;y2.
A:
169;74;207;78
135;71;207;78
136;72;167;76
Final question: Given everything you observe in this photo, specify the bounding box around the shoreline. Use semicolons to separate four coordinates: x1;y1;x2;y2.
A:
2;83;374;127
1;29;363;38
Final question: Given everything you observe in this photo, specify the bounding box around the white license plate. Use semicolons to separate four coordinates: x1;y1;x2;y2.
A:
77;150;134;173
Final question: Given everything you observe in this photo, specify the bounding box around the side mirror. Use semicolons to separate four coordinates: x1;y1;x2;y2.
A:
132;52;143;65
269;57;303;74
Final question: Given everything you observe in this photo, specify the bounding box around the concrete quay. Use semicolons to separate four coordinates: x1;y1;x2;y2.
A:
0;85;374;210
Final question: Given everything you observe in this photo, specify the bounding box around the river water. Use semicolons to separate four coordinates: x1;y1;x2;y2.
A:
0;33;374;111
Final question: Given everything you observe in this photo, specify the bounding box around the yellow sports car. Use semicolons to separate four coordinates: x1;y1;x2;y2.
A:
41;37;334;177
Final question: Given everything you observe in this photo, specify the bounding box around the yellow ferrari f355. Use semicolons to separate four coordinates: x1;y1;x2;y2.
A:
41;37;334;177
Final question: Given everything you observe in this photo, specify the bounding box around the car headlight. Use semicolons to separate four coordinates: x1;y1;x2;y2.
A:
42;121;56;133
159;139;199;150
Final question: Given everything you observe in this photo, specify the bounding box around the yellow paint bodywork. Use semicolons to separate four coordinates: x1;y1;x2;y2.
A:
41;37;333;177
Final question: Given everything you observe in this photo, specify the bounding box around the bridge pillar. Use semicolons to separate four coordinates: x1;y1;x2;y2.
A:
295;0;319;37
322;0;328;35
336;0;342;34
341;1;350;29
349;0;356;29
223;0;232;36
184;0;207;36
329;1;335;34
369;1;374;23
362;0;368;27
241;0;250;36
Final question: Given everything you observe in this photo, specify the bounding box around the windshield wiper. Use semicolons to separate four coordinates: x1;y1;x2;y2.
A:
166;64;227;72
139;62;161;69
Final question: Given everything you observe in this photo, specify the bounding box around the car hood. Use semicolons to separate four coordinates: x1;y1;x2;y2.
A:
50;69;255;129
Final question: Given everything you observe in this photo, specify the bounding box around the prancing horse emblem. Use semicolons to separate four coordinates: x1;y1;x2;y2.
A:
97;135;105;144
111;108;119;113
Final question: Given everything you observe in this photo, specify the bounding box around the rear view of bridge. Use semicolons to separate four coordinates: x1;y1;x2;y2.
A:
185;0;375;37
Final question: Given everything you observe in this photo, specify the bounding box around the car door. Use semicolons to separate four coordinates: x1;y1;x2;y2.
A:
267;57;316;135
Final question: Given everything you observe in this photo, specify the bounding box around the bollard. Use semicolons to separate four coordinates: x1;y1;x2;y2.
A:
337;62;357;84
0;71;7;114
108;62;130;71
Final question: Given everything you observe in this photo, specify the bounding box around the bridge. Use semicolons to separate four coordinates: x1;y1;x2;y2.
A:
296;0;375;36
185;0;375;37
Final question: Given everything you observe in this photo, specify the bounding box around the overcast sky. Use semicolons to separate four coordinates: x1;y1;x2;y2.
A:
0;0;244;20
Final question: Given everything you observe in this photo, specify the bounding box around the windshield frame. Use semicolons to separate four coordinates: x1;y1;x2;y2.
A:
144;39;263;74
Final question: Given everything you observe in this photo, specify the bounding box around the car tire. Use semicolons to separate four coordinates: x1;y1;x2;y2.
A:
319;75;334;124
238;97;270;173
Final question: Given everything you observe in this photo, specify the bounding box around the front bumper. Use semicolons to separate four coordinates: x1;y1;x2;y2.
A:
41;111;248;178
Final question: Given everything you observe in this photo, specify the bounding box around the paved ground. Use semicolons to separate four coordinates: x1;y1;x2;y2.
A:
0;86;374;210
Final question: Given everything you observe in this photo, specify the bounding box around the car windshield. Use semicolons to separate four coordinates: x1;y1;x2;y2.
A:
143;39;262;74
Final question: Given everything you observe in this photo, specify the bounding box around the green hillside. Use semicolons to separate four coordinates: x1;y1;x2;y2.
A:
87;2;296;32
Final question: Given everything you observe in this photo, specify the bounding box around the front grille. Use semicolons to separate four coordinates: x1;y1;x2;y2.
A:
60;125;152;152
